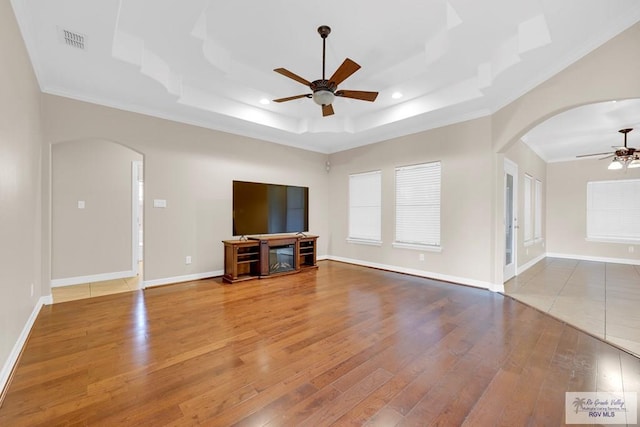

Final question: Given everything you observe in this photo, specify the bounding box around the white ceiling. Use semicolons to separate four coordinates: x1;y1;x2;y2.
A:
523;99;640;162
11;0;640;156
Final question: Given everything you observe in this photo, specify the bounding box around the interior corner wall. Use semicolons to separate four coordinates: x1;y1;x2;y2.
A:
505;140;547;268
41;95;330;284
0;1;43;391
51;140;143;281
546;159;640;261
327;117;495;288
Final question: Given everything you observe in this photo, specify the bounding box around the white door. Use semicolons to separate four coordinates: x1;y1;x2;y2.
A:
504;159;518;281
132;161;144;274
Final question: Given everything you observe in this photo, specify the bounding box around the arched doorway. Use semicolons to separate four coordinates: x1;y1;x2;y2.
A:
50;138;144;302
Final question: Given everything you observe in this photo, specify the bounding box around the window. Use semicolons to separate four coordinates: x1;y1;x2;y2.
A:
587;179;640;243
524;174;533;244
394;161;441;249
348;171;381;244
534;179;542;241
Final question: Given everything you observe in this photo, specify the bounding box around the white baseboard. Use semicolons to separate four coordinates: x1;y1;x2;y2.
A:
51;270;136;288
326;255;498;292
546;252;640;266
143;270;223;289
1;296;47;397
517;253;547;275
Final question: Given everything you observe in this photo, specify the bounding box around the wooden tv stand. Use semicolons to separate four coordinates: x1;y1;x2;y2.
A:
222;235;318;284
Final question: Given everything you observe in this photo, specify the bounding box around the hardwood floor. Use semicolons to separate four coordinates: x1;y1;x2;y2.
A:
2;261;639;426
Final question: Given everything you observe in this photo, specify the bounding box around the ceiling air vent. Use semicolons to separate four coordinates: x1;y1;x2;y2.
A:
59;28;86;50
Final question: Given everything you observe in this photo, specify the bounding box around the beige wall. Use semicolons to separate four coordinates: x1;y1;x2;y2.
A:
547;158;640;260
36;21;640;292
0;1;43;386
505;140;547;268
52;140;142;281
42;96;330;283
328;117;495;288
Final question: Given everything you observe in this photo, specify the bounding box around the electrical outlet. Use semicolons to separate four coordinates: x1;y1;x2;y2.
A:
419;253;425;261
185;256;192;264
630;246;635;253
30;283;34;297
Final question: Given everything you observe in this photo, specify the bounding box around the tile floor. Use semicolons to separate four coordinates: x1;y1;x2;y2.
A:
51;273;142;303
504;257;640;357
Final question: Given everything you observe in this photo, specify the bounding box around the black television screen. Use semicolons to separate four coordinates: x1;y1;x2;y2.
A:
233;181;309;236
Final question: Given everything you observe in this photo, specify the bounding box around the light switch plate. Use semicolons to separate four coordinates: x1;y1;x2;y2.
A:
153;199;167;208
77;200;85;209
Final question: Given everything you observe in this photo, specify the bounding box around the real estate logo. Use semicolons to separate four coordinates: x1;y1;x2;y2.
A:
566;392;637;424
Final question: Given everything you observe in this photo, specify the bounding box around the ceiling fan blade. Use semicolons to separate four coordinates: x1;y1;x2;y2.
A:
576;152;613;158
322;104;334;117
336;90;379;102
273;94;311;103
329;58;361;85
274;68;311;86
599;154;615;160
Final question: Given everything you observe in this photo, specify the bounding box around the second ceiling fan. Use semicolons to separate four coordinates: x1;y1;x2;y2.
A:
577;128;640;169
273;25;379;117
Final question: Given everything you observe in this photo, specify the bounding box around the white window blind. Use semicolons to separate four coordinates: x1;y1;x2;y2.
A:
534;179;542;240
524;174;533;243
587;179;640;242
395;161;441;247
348;171;381;243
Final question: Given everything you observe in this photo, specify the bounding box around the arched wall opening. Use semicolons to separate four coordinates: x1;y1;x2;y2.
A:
489;21;640;286
49;138;144;292
493;99;640;286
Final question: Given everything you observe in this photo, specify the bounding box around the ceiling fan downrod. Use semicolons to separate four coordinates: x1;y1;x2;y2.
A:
318;25;331;80
620;128;632;147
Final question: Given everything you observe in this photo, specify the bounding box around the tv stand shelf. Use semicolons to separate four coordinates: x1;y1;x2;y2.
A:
222;235;318;284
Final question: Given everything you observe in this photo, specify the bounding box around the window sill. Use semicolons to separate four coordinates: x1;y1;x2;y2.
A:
586;237;640;245
346;238;383;247
392;242;442;252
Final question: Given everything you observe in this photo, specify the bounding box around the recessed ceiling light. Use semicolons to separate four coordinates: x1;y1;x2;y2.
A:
392;92;403;99
260;98;270;105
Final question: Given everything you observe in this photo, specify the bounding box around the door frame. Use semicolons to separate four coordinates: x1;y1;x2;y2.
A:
504;158;518;281
131;161;143;276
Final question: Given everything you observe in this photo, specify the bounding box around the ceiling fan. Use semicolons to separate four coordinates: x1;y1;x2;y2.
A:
576;128;640;170
272;25;378;117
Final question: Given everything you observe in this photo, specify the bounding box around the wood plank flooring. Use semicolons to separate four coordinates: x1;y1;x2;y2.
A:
1;261;639;426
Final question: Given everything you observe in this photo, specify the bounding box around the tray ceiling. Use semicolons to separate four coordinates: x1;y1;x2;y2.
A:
10;0;640;155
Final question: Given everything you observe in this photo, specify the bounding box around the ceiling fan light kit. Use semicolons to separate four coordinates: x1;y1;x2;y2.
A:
608;159;625;170
312;90;335;106
273;25;379;117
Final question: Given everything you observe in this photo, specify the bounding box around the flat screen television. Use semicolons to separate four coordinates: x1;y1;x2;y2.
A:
233;180;309;236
